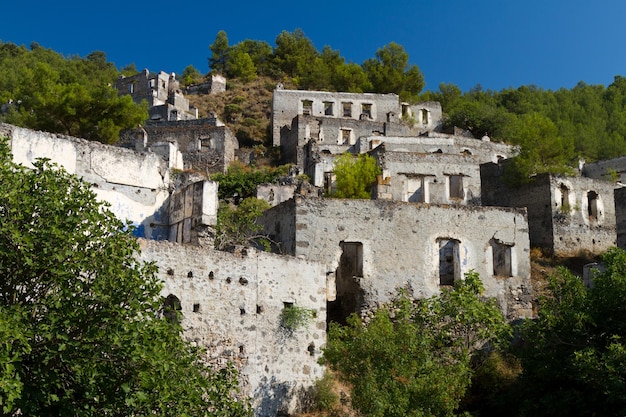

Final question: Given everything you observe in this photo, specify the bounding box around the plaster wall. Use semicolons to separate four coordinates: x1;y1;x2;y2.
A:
137;239;327;416
1;123;171;240
272;89;400;146
372;149;482;205
260;197;533;319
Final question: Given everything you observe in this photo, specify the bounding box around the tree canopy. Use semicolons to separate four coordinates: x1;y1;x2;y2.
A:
324;272;509;417
0;42;147;144
331;153;381;199
0;140;250;416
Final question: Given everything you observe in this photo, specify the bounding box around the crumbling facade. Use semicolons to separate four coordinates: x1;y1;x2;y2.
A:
119;118;238;174
138;240;327;416
259;196;533;321
115;69;198;121
481;163;620;256
272;88;415;147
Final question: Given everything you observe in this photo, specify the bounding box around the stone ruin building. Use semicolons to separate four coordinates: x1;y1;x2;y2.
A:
114;69;198;121
118;116;238;174
481;161;622;257
7;83;626;416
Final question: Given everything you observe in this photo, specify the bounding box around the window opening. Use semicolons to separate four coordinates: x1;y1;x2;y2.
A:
302;100;313;115
406;176;427;203
163;294;182;323
324;101;334;116
448;175;464;200
193;303;200;313
328;241;365;325
421;108;429;124
342;102;352;117
560;184;570;211
491;239;513;277
340;129;351;145
438;239;460;286
361;103;372;119
588;191;599;221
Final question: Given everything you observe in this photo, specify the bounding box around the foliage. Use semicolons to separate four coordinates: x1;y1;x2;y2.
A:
0;140;250;416
228;49;257;83
331;153;381;199
502;113;575;184
509;247;626;417
214;197;271;250
0;42;147;144
208;30;229;73
279;304;315;336
362;42;425;102
324;271;509;417
312;372;339;412
210;161;291;200
180;64;203;86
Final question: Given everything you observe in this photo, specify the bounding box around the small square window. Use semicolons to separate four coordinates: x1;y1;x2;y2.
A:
302;100;313;115
324;101;334;116
361;103;372;118
342;102;352;117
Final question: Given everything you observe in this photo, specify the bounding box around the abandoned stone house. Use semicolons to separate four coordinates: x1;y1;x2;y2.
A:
114;69;199;121
272;88;443;148
184;74;227;95
119;117;238;174
259;196;533;321
481;162;621;256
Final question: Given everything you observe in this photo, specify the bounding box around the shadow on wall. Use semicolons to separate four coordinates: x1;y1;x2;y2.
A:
253;376;315;417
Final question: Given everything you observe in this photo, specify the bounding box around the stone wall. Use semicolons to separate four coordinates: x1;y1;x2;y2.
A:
481;162;619;255
357;132;515;163
1;123;171;240
120;119;238;174
137;240;328;416
582;156;626;182
260;196;533;320
272;89;401;146
371;147;482;205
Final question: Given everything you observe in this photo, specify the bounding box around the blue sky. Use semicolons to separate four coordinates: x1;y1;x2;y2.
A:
2;0;625;92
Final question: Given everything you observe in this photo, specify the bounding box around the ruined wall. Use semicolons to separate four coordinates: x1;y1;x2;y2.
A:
372;148;482;205
169;180;218;245
120;120;238;174
358;132;514;163
1;123;171;240
481;162;619;255
582;156;626;182
137;240;327;416
549;175;618;256
408;101;443;131
260;197;532;320
272;89;401;146
481;164;555;252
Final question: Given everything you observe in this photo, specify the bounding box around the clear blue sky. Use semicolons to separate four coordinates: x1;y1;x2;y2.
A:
2;0;625;92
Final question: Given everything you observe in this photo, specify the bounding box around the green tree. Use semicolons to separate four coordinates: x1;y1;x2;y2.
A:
324;272;509;417
214;197;271;250
503;112;575;184
271;29;319;81
0;43;147;144
511;248;626;417
228;49;257;83
209;30;230;73
0;140;250;417
331;153;381;199
180;64;203;86
362;42;425;102
231;39;273;76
